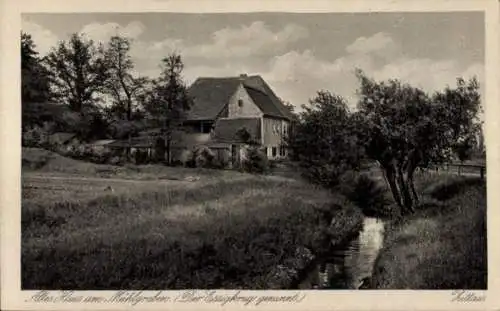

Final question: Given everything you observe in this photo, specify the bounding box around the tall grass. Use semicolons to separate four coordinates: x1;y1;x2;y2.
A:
370;176;487;289
22;176;363;289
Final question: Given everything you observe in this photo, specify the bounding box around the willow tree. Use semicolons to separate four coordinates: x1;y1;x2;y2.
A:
355;70;482;214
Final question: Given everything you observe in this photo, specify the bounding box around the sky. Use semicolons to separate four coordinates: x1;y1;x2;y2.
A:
21;12;485;110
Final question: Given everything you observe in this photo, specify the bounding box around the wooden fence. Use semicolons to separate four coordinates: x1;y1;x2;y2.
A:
438;162;486;179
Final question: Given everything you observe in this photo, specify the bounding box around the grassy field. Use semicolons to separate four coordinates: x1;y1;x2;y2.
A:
21;148;364;289
370;173;487;289
23;147;235;180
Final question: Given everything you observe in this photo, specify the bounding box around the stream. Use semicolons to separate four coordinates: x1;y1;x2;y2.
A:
297;217;386;289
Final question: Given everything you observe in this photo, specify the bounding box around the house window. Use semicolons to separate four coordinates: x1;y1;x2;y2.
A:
238;99;244;107
200;122;212;133
272;147;277;157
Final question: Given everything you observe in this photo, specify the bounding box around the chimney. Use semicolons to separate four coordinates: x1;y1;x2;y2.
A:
239;73;248;79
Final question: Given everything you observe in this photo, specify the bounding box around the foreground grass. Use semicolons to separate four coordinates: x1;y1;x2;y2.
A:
370;174;487;289
22;167;363;289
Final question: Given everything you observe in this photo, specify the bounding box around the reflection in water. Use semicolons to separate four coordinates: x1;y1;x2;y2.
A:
298;217;385;289
343;217;385;289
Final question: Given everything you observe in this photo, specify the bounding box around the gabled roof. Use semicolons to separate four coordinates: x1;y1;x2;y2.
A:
242;75;296;120
212;118;261;144
186;75;294;121
187;77;241;121
244;86;284;119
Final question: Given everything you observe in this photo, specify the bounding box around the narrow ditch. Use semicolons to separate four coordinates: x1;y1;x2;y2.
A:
295;216;386;289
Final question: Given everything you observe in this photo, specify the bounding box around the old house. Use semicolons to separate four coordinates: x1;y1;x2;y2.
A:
182;74;295;161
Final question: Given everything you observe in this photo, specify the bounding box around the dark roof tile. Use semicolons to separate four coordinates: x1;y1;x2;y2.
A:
187;77;241;120
244;86;283;118
186;75;294;121
212;118;261;143
242;75;296;120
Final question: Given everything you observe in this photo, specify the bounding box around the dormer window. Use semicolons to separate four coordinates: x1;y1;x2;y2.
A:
238;99;244;107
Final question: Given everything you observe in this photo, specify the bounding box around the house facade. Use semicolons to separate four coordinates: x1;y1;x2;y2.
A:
182;74;294;160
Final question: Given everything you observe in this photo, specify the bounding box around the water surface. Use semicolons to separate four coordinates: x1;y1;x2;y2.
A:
298;216;385;289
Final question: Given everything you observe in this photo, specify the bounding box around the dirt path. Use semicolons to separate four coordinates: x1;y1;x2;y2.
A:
23;171;293;187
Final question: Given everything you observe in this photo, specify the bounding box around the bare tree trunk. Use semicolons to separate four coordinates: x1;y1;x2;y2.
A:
126;135;131;162
396;165;415;214
381;162;404;209
381;161;418;216
165;119;172;166
408;166;419;205
166;133;171;166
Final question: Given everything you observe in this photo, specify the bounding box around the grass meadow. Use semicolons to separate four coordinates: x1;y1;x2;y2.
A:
21;148;487;289
370;173;487;289
22;148;363;289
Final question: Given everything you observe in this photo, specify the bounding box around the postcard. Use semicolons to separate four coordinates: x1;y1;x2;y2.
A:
1;0;499;310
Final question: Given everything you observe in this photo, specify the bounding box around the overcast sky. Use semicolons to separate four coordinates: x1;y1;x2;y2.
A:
22;12;484;109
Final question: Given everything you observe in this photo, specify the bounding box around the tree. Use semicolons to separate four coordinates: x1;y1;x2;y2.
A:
21;32;51;104
103;36;147;120
103;35;148;156
21;32;53;130
45;33;108;113
140;53;191;165
355;70;482;214
288;91;365;187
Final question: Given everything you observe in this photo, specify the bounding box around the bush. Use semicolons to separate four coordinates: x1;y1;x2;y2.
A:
176;149;194;167
288;91;365;188
59;142;118;165
134;149;150;165
189;147;230;169
242;146;269;174
22;123;53;148
338;172;393;217
299;162;352;188
192;146;216;168
108;156;124;166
